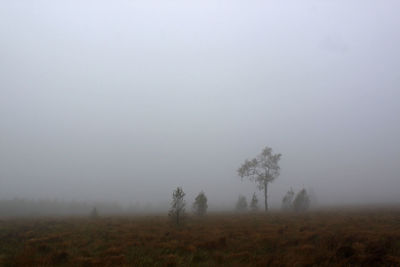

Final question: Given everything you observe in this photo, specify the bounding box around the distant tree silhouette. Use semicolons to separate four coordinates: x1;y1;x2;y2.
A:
293;188;310;212
236;195;248;212
281;188;295;211
193;191;208;216
169;187;185;225
90;207;99;218
250;193;259;212
238;146;282;212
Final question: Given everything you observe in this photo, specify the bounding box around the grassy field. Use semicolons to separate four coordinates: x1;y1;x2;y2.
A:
0;208;400;266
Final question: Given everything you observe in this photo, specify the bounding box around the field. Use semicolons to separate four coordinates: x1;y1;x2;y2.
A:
1;208;400;266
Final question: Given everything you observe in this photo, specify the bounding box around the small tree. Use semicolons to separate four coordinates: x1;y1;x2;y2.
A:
236;195;248;212
168;187;186;225
90;207;99;219
293;188;310;212
281;188;295;211
250;193;259;212
238;146;282;212
193;191;208;216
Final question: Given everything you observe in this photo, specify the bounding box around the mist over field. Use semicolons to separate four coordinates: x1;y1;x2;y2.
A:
1;0;400;213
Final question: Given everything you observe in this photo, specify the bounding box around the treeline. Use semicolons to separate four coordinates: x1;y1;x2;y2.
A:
0;198;140;217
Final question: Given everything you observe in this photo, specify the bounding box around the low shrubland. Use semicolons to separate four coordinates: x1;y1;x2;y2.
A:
0;207;399;266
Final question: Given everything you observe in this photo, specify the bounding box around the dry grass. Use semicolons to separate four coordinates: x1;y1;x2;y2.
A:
1;208;400;266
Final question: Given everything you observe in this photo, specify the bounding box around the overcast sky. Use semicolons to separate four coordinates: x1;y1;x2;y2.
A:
1;0;399;209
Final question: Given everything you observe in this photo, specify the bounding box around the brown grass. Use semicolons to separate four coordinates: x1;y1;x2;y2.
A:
0;208;400;266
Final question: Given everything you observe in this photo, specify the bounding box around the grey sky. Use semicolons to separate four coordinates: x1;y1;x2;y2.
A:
1;0;399;209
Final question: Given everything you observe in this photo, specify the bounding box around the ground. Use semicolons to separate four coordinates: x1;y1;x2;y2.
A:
1;207;400;266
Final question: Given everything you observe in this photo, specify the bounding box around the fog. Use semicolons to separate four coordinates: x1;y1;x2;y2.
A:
1;0;399;212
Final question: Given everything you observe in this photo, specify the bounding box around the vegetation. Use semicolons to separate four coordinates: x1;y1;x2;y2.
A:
0;208;399;266
235;195;248;212
250;193;259;212
90;207;99;219
293;189;311;212
168;187;186;226
238;146;282;211
0;199;125;217
193;191;208;216
281;188;295;211
281;188;311;212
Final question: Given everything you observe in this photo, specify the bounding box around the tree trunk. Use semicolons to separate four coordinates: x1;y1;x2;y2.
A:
264;182;268;212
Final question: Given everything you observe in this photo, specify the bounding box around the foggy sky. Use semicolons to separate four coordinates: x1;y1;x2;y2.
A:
1;0;400;209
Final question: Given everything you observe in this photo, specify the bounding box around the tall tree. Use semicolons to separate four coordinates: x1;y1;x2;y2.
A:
168;187;185;225
193;191;208;216
238;146;282;211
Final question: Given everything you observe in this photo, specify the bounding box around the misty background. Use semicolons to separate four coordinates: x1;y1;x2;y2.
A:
1;0;399;212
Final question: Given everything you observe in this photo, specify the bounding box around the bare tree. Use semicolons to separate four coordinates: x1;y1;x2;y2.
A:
168;187;185;225
193;191;208;216
250;193;259;212
238;146;282;211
